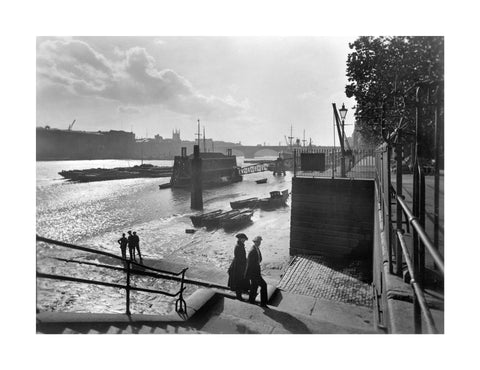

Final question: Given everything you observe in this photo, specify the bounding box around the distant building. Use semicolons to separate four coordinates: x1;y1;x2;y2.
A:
36;126;240;161
36;127;135;160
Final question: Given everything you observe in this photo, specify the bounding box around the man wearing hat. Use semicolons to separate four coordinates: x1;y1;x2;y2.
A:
245;236;268;307
127;231;135;261
228;233;249;300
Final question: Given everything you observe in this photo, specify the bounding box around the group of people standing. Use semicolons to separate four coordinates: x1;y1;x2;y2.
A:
117;231;143;263
227;233;268;307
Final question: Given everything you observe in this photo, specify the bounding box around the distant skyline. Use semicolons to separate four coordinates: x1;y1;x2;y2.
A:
37;36;357;146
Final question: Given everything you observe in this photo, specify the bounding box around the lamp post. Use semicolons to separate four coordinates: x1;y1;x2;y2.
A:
339;103;348;177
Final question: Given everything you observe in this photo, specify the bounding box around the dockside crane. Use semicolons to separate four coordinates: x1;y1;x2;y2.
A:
68;119;76;131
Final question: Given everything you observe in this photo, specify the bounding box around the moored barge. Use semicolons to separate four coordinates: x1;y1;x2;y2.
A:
170;150;242;188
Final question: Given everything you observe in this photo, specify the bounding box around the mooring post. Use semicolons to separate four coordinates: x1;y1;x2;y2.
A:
191;144;203;210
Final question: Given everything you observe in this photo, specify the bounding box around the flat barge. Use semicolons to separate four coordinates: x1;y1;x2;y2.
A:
59;164;172;182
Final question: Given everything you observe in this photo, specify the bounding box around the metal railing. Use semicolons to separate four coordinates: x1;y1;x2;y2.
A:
375;143;444;334
293;147;376;179
36;235;188;315
372;79;444;333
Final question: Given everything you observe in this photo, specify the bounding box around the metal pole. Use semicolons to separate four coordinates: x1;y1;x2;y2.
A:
419;171;426;286
434;87;441;270
395;133;403;276
332;114;336;179
293;149;297;177
413;87;422;333
341;118;346;177
385;146;393;274
126;260;131;315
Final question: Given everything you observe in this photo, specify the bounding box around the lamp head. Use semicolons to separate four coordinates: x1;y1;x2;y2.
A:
339;103;348;120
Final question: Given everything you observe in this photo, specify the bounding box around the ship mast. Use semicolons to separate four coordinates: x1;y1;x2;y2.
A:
288;125;294;151
203;126;206;152
196;119;201;148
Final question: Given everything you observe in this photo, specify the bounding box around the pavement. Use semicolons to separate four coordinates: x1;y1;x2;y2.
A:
37;287;378;334
278;255;373;307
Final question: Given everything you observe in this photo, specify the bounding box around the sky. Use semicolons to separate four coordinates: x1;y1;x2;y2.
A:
36;36;357;146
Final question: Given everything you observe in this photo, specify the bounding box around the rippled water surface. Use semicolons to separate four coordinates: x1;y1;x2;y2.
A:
37;158;291;314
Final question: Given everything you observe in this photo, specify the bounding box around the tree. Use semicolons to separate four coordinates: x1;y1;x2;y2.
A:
345;36;444;159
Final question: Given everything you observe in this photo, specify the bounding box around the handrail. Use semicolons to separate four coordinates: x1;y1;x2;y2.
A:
396;230;438;334
36;235;187;276
396;196;444;275
53;257;231;291
36;272;186;297
36;235;188;314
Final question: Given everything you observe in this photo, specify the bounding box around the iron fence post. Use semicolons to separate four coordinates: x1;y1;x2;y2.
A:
385;145;393;274
293;149;297;177
175;268;187;313
419;170;426;287
126;260;131;315
434;86;442;270
395;136;403;277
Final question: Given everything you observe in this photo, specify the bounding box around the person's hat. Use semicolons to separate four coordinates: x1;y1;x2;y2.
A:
236;233;248;240
253;236;263;242
128;230;132;234
133;231;137;234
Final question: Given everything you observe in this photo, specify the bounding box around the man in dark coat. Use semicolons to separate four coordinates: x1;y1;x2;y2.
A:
127;231;135;261
245;236;268;307
117;233;128;259
228;233;249;300
132;231;143;263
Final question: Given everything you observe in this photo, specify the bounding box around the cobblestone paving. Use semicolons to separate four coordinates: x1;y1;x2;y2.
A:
278;255;373;307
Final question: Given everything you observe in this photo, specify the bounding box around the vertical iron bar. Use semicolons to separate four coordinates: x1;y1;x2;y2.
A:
293;149;297;177
332;148;335;179
385;145;393;274
413;86;422;333
434;90;441;270
126;260;131;315
413;163;421;333
419;170;426;286
395;134;403;276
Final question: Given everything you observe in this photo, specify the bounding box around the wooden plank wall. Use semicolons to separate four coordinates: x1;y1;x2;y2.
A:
290;177;375;258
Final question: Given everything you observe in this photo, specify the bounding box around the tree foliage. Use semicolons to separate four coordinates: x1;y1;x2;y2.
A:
345;36;444;156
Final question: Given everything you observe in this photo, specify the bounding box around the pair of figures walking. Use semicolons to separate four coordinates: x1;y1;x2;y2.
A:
227;233;268;307
117;230;142;263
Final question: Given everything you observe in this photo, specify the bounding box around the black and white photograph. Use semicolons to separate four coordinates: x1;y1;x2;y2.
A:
3;0;478;369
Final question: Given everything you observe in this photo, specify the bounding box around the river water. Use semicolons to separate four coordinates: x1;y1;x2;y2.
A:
36;158;292;314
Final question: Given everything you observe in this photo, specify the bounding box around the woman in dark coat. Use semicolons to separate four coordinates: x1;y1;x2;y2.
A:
227;233;249;300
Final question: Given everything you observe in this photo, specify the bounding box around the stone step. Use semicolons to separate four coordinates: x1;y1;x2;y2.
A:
189;295;378;334
270;290;374;331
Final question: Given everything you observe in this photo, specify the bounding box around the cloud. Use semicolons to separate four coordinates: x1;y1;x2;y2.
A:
37;39;247;120
117;106;141;114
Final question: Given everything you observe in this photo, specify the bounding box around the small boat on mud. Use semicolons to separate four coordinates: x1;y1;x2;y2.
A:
190;209;254;229
255;178;268;184
230;197;259;209
230;189;289;210
190;209;223;227
220;209;254;229
258;189;289;210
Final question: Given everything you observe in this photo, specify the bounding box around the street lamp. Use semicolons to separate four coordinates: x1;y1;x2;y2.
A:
339;103;348;152
339;103;348;177
339;103;348;121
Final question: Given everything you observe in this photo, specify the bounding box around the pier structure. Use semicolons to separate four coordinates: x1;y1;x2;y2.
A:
190;145;203;210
